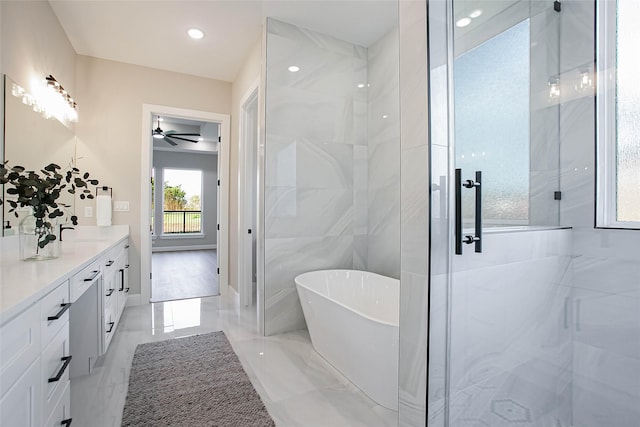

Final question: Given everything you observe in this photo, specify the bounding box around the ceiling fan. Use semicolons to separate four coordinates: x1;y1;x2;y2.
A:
152;117;200;146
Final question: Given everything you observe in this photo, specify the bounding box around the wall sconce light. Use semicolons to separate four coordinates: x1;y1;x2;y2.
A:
11;75;78;123
548;76;560;99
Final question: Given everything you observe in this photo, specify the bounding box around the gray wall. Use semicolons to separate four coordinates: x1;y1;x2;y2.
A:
152;150;218;250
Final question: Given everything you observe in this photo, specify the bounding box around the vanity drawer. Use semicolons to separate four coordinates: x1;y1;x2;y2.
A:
0;357;42;427
42;323;70;421
103;305;116;353
44;380;71;427
41;281;70;349
0;303;41;397
70;261;101;303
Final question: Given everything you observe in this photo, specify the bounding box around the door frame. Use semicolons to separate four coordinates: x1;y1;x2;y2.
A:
140;104;230;303
237;80;259;307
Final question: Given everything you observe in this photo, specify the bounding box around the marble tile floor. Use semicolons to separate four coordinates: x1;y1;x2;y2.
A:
70;295;398;426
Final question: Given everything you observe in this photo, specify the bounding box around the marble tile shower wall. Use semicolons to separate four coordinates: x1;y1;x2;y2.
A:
447;229;573;426
367;28;401;279
559;1;640;425
263;19;400;336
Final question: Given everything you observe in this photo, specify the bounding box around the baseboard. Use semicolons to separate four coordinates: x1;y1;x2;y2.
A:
152;244;217;253
126;293;143;306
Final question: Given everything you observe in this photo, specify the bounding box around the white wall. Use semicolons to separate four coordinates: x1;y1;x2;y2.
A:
152;150;218;249
559;1;640;425
366;28;401;279
74;55;231;296
398;0;430;424
1;1;76;99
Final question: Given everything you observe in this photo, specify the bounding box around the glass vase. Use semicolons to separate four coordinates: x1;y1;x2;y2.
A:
19;214;60;261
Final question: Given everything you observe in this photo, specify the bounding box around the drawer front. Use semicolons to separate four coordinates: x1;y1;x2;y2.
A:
0;303;41;397
70;260;101;303
42;324;70;419
41;281;70;349
0;357;42;427
44;379;71;427
103;305;116;353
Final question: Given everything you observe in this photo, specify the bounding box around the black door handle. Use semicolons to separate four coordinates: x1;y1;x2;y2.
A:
61;418;73;426
106;321;115;333
455;168;482;255
48;356;72;383
106;289;114;297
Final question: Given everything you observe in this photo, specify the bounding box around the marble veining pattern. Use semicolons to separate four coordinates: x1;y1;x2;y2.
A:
558;1;640;425
264;17;401;336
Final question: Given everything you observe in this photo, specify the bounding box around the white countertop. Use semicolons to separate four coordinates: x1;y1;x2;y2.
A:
0;225;129;325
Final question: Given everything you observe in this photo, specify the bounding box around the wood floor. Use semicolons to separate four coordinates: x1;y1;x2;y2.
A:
151;250;219;302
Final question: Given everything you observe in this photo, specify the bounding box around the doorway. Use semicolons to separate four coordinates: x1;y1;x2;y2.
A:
141;105;230;304
150;119;220;302
238;84;259;308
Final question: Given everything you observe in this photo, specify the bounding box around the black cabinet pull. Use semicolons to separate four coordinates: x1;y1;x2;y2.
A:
83;270;100;282
105;260;114;267
106;321;115;333
124;244;130;249
61;418;72;426
48;356;72;383
47;303;71;321
125;287;130;293
125;264;130;269
119;269;125;291
455;168;482;255
106;289;114;297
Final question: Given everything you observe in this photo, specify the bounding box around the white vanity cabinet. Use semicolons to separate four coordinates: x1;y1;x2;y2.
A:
0;280;72;427
0;225;130;426
100;238;129;354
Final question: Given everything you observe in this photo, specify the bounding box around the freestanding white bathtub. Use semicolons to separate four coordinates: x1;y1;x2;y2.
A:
294;269;399;410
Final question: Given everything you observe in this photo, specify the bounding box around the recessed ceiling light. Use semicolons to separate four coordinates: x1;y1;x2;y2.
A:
357;83;365;88
187;28;204;39
157;117;164;122
382;114;389;119
198;137;204;141
469;9;483;18
456;18;472;27
288;65;300;73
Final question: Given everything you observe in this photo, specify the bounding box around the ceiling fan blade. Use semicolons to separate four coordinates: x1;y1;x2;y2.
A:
166;135;199;143
164;131;201;137
164;137;178;146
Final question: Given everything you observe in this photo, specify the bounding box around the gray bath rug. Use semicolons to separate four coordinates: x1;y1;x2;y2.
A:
122;331;275;427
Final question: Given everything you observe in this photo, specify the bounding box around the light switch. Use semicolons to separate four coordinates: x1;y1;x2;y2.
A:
114;201;130;212
84;206;93;217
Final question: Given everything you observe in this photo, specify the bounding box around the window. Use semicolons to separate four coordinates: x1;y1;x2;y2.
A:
454;19;530;225
162;168;203;234
597;0;640;227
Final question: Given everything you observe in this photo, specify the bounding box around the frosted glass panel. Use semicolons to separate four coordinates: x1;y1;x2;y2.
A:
454;19;530;225
616;0;640;222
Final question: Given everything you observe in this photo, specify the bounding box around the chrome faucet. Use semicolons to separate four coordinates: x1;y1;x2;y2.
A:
59;224;75;241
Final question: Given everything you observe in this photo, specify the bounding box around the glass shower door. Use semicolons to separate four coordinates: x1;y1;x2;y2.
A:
428;1;571;426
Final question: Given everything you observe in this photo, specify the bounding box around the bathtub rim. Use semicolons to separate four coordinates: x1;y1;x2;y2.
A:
294;269;400;328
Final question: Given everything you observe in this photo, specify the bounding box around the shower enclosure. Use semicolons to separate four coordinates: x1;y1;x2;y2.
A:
426;0;640;426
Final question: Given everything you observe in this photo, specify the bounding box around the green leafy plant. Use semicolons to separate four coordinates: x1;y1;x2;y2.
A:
0;161;99;251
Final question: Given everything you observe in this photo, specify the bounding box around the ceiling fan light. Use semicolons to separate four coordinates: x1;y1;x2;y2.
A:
152;127;164;138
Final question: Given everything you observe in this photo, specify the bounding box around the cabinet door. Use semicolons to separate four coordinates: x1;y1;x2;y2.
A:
0;358;42;427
